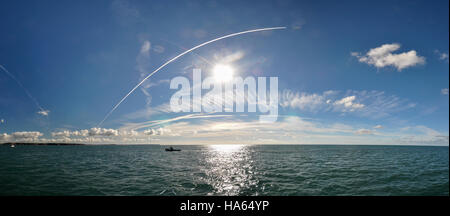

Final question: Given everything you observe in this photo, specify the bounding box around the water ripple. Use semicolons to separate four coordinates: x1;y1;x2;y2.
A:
0;145;448;196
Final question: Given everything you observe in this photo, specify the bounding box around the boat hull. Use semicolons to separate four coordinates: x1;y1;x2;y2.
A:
165;149;181;152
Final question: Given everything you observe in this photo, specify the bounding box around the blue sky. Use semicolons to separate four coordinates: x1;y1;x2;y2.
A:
0;0;448;145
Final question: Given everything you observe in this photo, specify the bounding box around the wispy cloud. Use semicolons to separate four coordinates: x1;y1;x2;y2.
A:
120;113;234;131
110;0;140;25
355;125;385;135
129;115;359;144
396;125;449;145
1;65;50;116
142;79;171;89
120;116;447;145
435;49;449;63
280;90;337;112
281;89;415;118
135;40;171;107
136;40;153;106
355;129;374;135
333;95;365;112
441;88;449;95
352;43;425;71
37;109;50;116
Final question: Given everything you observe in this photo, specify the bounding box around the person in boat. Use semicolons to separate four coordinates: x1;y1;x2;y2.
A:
165;146;180;151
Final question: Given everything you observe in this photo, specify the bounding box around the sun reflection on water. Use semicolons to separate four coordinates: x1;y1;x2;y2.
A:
199;144;258;195
209;144;244;153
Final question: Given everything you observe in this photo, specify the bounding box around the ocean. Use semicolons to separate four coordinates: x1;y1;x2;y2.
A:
0;145;448;196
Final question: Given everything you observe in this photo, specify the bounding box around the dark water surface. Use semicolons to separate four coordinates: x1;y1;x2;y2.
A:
0;145;448;195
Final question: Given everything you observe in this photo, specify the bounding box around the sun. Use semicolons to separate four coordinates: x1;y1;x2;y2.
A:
213;64;234;82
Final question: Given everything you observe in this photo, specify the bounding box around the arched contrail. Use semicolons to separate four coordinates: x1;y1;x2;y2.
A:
98;26;286;126
159;38;213;66
0;64;49;116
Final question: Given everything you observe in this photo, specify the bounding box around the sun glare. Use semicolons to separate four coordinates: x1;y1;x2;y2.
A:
213;64;234;82
210;144;244;153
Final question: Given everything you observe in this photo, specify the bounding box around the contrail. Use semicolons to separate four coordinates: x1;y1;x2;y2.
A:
159;38;213;66
98;26;286;126
0;64;49;116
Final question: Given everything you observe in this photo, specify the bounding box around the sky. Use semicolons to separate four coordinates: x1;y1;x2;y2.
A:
0;0;448;145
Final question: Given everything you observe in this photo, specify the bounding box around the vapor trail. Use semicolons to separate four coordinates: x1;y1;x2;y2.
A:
159;38;213;66
0;64;49;115
98;26;286;126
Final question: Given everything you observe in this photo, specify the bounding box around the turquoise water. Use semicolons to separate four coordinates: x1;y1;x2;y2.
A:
0;145;448;196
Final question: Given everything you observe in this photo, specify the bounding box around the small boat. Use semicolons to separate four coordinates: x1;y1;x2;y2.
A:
10;144;15;148
165;147;181;152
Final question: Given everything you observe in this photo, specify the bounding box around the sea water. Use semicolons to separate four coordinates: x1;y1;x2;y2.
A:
0;145;448;196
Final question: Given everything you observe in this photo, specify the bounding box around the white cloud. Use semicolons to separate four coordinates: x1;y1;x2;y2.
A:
281;89;413;118
355;129;374;135
281;91;328;111
143;128;165;136
373;125;383;129
51;130;72;137
280;90;337;112
142;79;171;89
52;128;120;137
73;129;89;137
435;50;449;62
215;51;245;64
2;118;447;145
345;90;416;118
352;43;425;71
441;88;449;95
140;41;151;54
51;128;120;137
0;133;10;140
0;131;43;142
37;109;50;116
333;95;365;111
88;128;119;136
401;125;441;137
43;127;170;144
3;126;170;144
119;130;139;137
397;125;449;145
143;129;155;135
136;40;155;106
397;135;449;145
11;131;43;139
